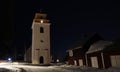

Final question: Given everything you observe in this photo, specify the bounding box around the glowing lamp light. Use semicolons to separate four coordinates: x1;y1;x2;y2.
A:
56;59;59;63
41;20;43;23
8;58;12;61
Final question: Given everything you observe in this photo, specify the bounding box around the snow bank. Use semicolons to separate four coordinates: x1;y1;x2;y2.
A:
107;67;120;72
0;68;11;72
50;65;120;72
0;63;120;72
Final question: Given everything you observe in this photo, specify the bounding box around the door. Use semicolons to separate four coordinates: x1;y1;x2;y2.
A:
39;56;44;64
79;59;83;66
91;57;98;68
110;55;120;67
74;60;77;66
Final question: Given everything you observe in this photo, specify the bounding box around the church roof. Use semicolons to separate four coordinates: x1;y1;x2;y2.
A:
86;40;112;54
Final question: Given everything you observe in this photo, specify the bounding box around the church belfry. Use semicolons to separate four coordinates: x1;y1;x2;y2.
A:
32;12;51;64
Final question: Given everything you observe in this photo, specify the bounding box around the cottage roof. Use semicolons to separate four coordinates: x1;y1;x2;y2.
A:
103;39;120;52
68;35;90;50
67;33;103;51
86;40;112;54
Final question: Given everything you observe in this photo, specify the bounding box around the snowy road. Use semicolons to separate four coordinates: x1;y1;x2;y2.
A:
0;62;120;72
0;63;70;72
0;63;71;72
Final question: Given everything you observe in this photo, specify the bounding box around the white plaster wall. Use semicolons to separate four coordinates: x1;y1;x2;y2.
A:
32;22;50;64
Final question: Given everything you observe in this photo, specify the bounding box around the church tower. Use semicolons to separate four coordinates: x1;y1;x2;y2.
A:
32;12;51;64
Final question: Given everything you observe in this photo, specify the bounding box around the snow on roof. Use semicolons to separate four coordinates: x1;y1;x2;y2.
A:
67;35;90;51
67;33;103;51
86;40;112;54
66;46;82;52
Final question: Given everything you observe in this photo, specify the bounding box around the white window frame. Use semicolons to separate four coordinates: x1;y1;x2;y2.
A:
69;50;73;57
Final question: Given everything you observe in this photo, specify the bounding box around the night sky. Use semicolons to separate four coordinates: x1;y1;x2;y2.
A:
0;0;119;60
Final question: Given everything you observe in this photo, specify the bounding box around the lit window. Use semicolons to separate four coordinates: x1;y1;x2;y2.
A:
69;50;73;57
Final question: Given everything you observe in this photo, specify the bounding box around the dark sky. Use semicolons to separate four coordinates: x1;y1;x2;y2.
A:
0;0;119;60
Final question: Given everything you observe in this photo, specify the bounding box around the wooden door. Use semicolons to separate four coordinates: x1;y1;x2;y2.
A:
110;55;120;67
79;59;83;66
91;57;98;68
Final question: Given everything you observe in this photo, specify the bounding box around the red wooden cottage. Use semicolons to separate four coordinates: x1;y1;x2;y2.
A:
66;33;103;66
86;39;120;68
103;40;120;68
86;40;112;68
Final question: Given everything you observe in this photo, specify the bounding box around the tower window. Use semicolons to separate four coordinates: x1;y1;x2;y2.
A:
40;40;44;43
40;27;44;33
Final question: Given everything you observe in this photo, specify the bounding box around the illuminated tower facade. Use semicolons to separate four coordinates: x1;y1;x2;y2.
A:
32;12;51;64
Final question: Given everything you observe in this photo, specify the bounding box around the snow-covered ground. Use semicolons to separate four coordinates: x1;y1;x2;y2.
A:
0;62;120;72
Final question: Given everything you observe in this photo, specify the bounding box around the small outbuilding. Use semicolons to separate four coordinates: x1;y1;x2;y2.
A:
24;46;32;63
86;40;118;68
66;33;103;66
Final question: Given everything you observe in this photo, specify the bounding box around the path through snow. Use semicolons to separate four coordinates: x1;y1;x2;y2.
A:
0;63;120;72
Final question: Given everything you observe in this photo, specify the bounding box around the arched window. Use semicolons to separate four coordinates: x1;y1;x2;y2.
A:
40;27;44;33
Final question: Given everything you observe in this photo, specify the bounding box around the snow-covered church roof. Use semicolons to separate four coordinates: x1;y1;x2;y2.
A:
86;40;112;54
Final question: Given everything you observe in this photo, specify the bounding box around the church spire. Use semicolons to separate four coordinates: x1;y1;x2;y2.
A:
33;11;49;23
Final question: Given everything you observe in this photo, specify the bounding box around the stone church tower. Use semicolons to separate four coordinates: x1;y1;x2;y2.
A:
31;12;51;64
